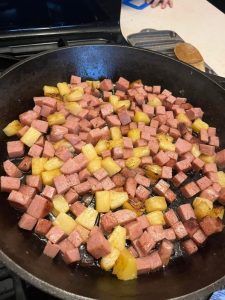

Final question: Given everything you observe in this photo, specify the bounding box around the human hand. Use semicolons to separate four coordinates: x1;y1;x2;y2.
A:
147;0;173;9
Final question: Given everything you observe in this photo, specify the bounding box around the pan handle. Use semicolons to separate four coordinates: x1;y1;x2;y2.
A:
205;73;225;89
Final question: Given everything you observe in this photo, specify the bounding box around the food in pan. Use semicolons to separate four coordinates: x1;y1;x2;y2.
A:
1;75;225;280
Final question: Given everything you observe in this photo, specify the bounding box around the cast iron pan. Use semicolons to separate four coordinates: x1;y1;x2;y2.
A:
0;45;225;300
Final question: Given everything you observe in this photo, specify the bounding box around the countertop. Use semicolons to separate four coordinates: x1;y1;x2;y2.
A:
120;0;225;77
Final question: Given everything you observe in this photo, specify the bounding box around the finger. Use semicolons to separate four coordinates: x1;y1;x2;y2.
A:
151;0;161;8
169;0;173;7
161;0;167;9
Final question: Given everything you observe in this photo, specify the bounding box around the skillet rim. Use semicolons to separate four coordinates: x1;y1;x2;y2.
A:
0;44;224;300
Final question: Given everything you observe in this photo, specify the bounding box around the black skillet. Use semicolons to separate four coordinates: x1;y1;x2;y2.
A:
0;45;225;300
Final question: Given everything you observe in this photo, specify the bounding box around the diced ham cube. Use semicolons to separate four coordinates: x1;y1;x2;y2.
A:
101;149;111;158
192;158;204;171
40;105;54;117
26;175;42;192
100;211;118;233
172;171;187;187
117;107;131;125
200;187;219;202
147;225;165;242
19;110;38;126
199;216;223;236
43;241;60;258
112;147;123;159
27;195;52;219
78;168;91;182
153;151;170;166
35;219;52;236
42;141;55;158
111;173;126;187
175;138;192;155
182;239;198;255
216;149;225;168
68;230;83;247
137;215;150;230
114;209;136;225
28;144;43;157
161;166;172;179
175;159;191;172
181;182;200;198
87;231;110;259
164;209;179;227
46;226;65;243
53;175;70;194
100;103;113;118
135;185;150;200
153;179;170;196
87;177;102;192
164;228;176;241
1;176;20;192
199;144;215;156
87;128;103;145
41;185;56;200
106;115;121;127
31;119;48;133
196;176;212;191
7;141;24;158
208;127;216;136
172;221;188;239
116;77;129;91
137;231;155;255
19;184;36;199
70;201;86;217
100;79;113;91
200;128;208;143
55;146;72;162
136;251;162;274
158;239;174;266
18;213;37;230
3;160;22;178
66;174;80;187
101;177;116;191
183;218;199;237
8;190;31;211
177;204;196;221
64;188;78;204
203;163;217;174
192;229;207;245
165;189;176;203
135;174;150;188
58;238;74;254
209;136;219;147
18;156;32;172
61;154;88;174
125;221;143;241
63;248;81;265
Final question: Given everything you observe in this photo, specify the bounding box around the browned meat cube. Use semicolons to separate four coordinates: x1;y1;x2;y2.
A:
18;213;37;230
87;230;110;259
158;239;174;266
182;239;198;255
177;204;196;221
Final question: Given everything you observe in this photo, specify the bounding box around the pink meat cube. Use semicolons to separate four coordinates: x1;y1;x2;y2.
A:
61;154;88;175
111;174;126;187
8;190;31;211
18;213;37;230
78;168;91;182
86;128;102;145
58;238;74;254
203;163;217;174
199;144;215;156
216;149;225;168
125;221;143;241
90;117;105;129
40;105;54;117
186;108;203;120
7;141;24;158
136;251;162;274
41;185;56;200
123;137;133;149
208;127;216;136
116;77;129;91
128;246;138;258
53;175;70;194
19;184;36;198
142;105;154;117
27;195;52;219
172;221;188;239
100;79;113;91
19;110;38;125
3;160;22;178
66;173;80;187
64;188;78;204
161;166;172;179
172;171;187;187
43;241;60;258
200;187;219;202
192;158;205;171
70;201;86;217
153;179;170;196
200;128;209;143
206;172;218;183
50;125;68;142
158;239;174;266
164;228;176;241
101;149;111;158
1;176;20;192
165;189;176;203
181;182;200;198
209;136;219;147
112;147;123;159
70;75;81;84
17;125;29;137
26;175;42;191
117;108;131;125
101;126;111;140
35;219;52;236
183;218;199;237
101;177;116;191
93;168;108;181
106;115;121;127
18;156;32;172
154;151;170;166
100;103;113;118
68;230;83;247
63;248;81;265
55;146;72;162
137;231;155;255
196;176;212;191
31;119;48;133
28;144;43;157
199;216;223;236
100;211;118;233
123;149;133;159
175;138;192;155
169;128;180;139
141;156;153;166
147;225;165;242
135;174;150;188
182;239;198;255
87;177;102;192
164;209;179;227
87;231;111;259
135;185;150;200
46;226;65;243
192;229;207;245
137;215;150;230
114;209;136;225
177;204;196;221
148;138;159;155
42;141;55;158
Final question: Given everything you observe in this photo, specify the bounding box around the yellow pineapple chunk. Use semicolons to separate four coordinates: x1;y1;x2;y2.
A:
191;144;201;158
52;195;69;216
110;127;122;140
32;157;48;175
176;113;192;126
115;100;131;111
113;249;137;281
95;140;109;155
209;206;224;220
3;120;22;136
110;191;129;210
108;139;124;149
41;169;61;186
87;157;102;174
100;247;120;271
108;226;126;251
96;191;110;213
192;118;209;133
148;96;162;107
57;82;70;96
53;212;76;235
43;85;59;95
145;196;167;212
102;157;121;176
65;102;82;116
44;157;63;171
133;111;150;125
145;164;162;180
199;154;215;163
159;140;175;152
64;89;84;101
217;171;225;187
125;157;141;169
76;207;98;230
47;112;65;126
82;143;98;161
133;146;150;158
128;129;140;142
109;95;119;108
21;127;42;147
146;211;165;225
